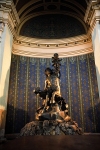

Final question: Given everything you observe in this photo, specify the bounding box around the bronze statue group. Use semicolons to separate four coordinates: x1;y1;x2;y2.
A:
20;53;83;136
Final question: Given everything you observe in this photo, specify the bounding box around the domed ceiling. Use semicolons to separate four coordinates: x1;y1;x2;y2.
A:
13;0;89;38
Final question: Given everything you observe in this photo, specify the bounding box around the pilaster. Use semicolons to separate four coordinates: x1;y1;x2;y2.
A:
84;0;100;98
0;0;20;138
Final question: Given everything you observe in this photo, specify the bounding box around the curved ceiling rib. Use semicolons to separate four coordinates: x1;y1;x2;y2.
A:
17;0;86;17
14;0;19;6
85;0;89;5
18;0;42;16
20;3;84;21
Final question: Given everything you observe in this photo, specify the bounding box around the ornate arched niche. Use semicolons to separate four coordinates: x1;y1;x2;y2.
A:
13;14;92;58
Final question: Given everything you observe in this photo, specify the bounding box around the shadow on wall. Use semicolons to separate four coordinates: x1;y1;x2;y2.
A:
0;32;13;135
88;25;100;133
0;69;10;136
88;62;100;133
5;104;30;134
88;100;100;133
0;67;30;134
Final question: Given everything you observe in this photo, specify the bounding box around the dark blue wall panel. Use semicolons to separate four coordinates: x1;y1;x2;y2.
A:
6;53;100;133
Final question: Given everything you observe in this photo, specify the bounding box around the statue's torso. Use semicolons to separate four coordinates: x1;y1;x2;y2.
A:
46;75;60;92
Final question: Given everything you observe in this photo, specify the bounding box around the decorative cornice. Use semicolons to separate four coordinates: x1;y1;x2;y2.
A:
0;0;20;37
14;34;91;49
12;34;93;58
84;0;93;23
84;0;100;35
12;47;93;58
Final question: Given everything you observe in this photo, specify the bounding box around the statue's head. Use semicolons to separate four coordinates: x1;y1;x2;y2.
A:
45;68;52;76
54;53;59;59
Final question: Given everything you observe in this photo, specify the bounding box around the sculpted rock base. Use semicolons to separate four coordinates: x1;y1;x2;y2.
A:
20;120;83;136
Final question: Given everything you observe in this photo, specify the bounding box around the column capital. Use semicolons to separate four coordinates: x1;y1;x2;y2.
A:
0;0;20;37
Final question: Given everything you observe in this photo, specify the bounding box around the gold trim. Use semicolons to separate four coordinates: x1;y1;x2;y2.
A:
87;54;96;132
67;58;71;117
25;57;29;124
13;55;19;132
36;59;40;110
77;56;84;132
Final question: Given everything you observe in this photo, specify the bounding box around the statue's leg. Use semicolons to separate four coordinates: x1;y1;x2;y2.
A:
50;92;55;103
